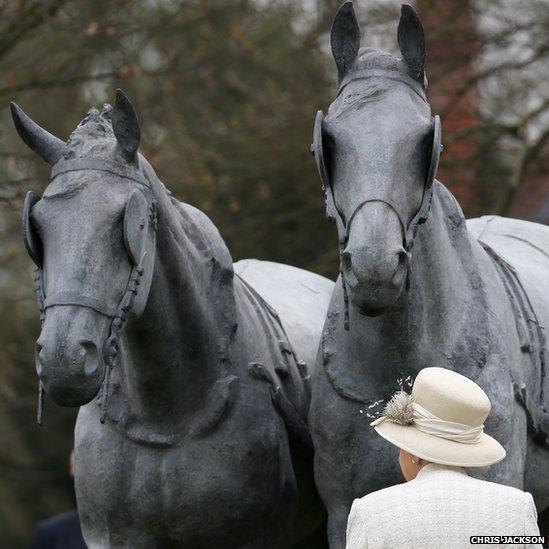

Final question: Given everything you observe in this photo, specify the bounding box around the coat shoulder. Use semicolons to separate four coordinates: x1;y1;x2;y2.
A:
473;476;536;516
470;475;532;503
352;480;410;511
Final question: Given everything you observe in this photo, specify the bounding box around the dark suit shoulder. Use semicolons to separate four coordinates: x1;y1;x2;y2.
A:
38;510;80;530
31;510;86;549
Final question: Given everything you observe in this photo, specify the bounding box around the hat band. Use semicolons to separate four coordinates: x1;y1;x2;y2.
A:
412;403;483;444
371;402;484;444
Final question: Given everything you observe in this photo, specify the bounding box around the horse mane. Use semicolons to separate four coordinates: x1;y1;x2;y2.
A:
53;103;236;315
354;47;408;73
139;156;238;364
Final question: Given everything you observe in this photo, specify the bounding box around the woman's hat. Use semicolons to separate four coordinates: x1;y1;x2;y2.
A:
371;367;506;467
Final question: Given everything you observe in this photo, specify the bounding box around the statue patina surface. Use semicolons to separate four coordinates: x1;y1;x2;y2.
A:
309;3;549;547
13;91;333;548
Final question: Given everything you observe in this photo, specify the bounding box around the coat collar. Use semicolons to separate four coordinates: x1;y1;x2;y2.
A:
415;462;468;481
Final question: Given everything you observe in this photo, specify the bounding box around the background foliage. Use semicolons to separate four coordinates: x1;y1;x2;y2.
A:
0;0;546;545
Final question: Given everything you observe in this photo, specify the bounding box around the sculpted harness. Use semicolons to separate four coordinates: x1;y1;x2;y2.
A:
310;69;442;329
22;157;157;424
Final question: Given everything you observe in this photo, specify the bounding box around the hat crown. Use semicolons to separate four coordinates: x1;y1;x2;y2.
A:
412;367;490;427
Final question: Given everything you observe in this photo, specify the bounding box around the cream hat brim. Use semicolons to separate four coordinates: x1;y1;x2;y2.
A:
374;420;506;467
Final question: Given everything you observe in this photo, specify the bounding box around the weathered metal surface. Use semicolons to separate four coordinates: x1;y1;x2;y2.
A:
309;3;549;547
13;90;334;548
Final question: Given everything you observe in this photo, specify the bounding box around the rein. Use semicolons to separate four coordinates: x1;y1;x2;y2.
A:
23;158;156;424
98;255;145;424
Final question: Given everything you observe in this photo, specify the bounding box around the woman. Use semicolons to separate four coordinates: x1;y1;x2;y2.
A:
346;367;542;549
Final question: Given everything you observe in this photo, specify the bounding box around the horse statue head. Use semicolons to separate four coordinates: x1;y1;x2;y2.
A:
312;2;442;319
12;90;156;413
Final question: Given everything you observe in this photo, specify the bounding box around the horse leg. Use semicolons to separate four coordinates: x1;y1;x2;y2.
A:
469;366;527;488
80;532;110;549
324;506;352;549
526;431;549;507
80;527;155;549
80;517;158;549
537;508;549;541
313;447;353;549
525;437;549;538
292;515;329;549
313;449;353;549
237;532;292;549
484;404;527;487
112;532;157;549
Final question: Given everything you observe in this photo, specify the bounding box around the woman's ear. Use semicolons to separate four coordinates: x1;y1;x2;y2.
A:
399;448;424;481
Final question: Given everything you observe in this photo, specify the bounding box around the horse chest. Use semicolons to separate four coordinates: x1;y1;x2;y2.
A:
75;399;297;544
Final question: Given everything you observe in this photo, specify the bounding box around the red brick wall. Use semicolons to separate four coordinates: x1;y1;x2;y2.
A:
417;0;548;224
418;0;481;215
507;148;549;224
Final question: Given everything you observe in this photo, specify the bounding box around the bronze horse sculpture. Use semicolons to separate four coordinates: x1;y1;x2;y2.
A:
13;91;334;547
309;3;549;547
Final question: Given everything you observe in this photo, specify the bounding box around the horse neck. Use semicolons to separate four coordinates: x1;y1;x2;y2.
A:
408;183;486;345
116;175;237;421
353;182;489;377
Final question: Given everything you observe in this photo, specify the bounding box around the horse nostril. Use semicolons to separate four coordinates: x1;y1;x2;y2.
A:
35;340;44;376
397;248;409;266
80;340;99;377
341;250;360;287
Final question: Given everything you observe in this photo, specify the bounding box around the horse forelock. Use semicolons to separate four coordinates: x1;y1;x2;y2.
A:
355;48;405;73
63;103;118;158
47;105;233;287
45;104;153;197
328;48;427;118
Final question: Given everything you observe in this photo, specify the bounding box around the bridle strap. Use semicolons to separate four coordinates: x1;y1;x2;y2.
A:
404;182;435;253
344;198;406;247
33;256;146;424
51;158;150;187
337;69;426;102
28;158;156;425
318;136;435;329
312;83;440;333
99;259;144;423
44;291;119;318
34;267;46;425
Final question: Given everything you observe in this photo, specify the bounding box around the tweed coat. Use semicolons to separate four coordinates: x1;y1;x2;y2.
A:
346;463;541;549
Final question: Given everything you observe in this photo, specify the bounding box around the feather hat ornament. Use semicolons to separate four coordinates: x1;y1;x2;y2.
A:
369;368;507;467
370;391;415;426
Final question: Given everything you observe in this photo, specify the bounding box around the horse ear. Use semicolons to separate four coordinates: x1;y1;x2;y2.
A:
331;1;361;86
10;103;64;165
112;89;140;162
22;190;43;266
397;4;426;84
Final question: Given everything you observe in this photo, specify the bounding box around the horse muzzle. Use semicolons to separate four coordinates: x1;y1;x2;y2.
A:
35;306;108;407
339;201;409;316
342;253;408;316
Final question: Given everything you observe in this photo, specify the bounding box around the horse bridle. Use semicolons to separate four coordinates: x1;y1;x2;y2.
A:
311;74;442;329
22;157;157;424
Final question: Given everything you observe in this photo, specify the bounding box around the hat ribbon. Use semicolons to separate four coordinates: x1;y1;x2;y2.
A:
371;402;484;444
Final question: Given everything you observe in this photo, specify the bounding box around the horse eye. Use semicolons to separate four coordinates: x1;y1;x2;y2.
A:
421;127;434;151
322;131;336;182
30;206;45;236
417;129;434;182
